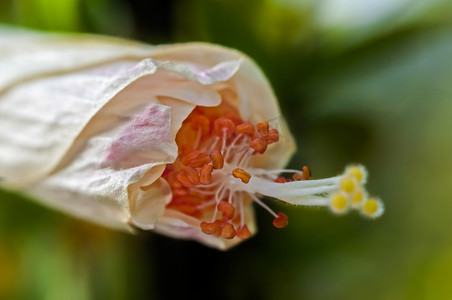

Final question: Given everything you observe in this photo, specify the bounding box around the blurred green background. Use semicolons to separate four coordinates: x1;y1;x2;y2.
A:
1;0;452;299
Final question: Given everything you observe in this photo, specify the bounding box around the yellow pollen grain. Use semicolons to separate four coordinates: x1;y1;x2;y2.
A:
348;167;364;182
340;178;356;193
331;194;348;212
351;190;364;204
363;199;379;215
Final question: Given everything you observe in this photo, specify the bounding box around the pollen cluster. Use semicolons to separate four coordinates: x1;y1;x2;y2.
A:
162;103;384;241
329;166;384;218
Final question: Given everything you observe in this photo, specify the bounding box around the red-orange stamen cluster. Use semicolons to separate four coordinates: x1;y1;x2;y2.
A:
200;201;240;239
248;121;280;154
162;104;283;240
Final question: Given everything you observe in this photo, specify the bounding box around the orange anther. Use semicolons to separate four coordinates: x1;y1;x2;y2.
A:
249;138;268;154
275;176;286;183
179;145;193;156
302;166;311;180
257;121;269;136
184;166;200;185
236;122;255;136
191;115;210;135
169;204;199;216
176;171;193;188
237;225;251;239
267;128;279;144
292;173;304;181
181;150;201;165
182;150;211;168
165;171;183;188
292;166;311;181
199;165;213;185
214;118;236;137
221;223;236;239
171;180;183;189
201;220;222;235
187;191;209;200
273;212;288;229
232;168;251;184
218;200;236;220
172;195;203;205
172;188;189;197
210;150;224;169
190;152;211;168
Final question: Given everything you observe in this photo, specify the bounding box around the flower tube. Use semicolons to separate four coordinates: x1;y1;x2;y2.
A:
0;27;383;250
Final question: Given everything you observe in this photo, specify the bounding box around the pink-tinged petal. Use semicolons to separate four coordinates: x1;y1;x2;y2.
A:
104;103;177;169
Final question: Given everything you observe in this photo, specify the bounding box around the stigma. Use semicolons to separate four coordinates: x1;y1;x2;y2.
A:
162;103;384;240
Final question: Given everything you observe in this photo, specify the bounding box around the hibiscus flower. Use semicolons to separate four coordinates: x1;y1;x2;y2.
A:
0;27;383;250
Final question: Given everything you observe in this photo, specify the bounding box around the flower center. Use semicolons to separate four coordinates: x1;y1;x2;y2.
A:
162;103;383;240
